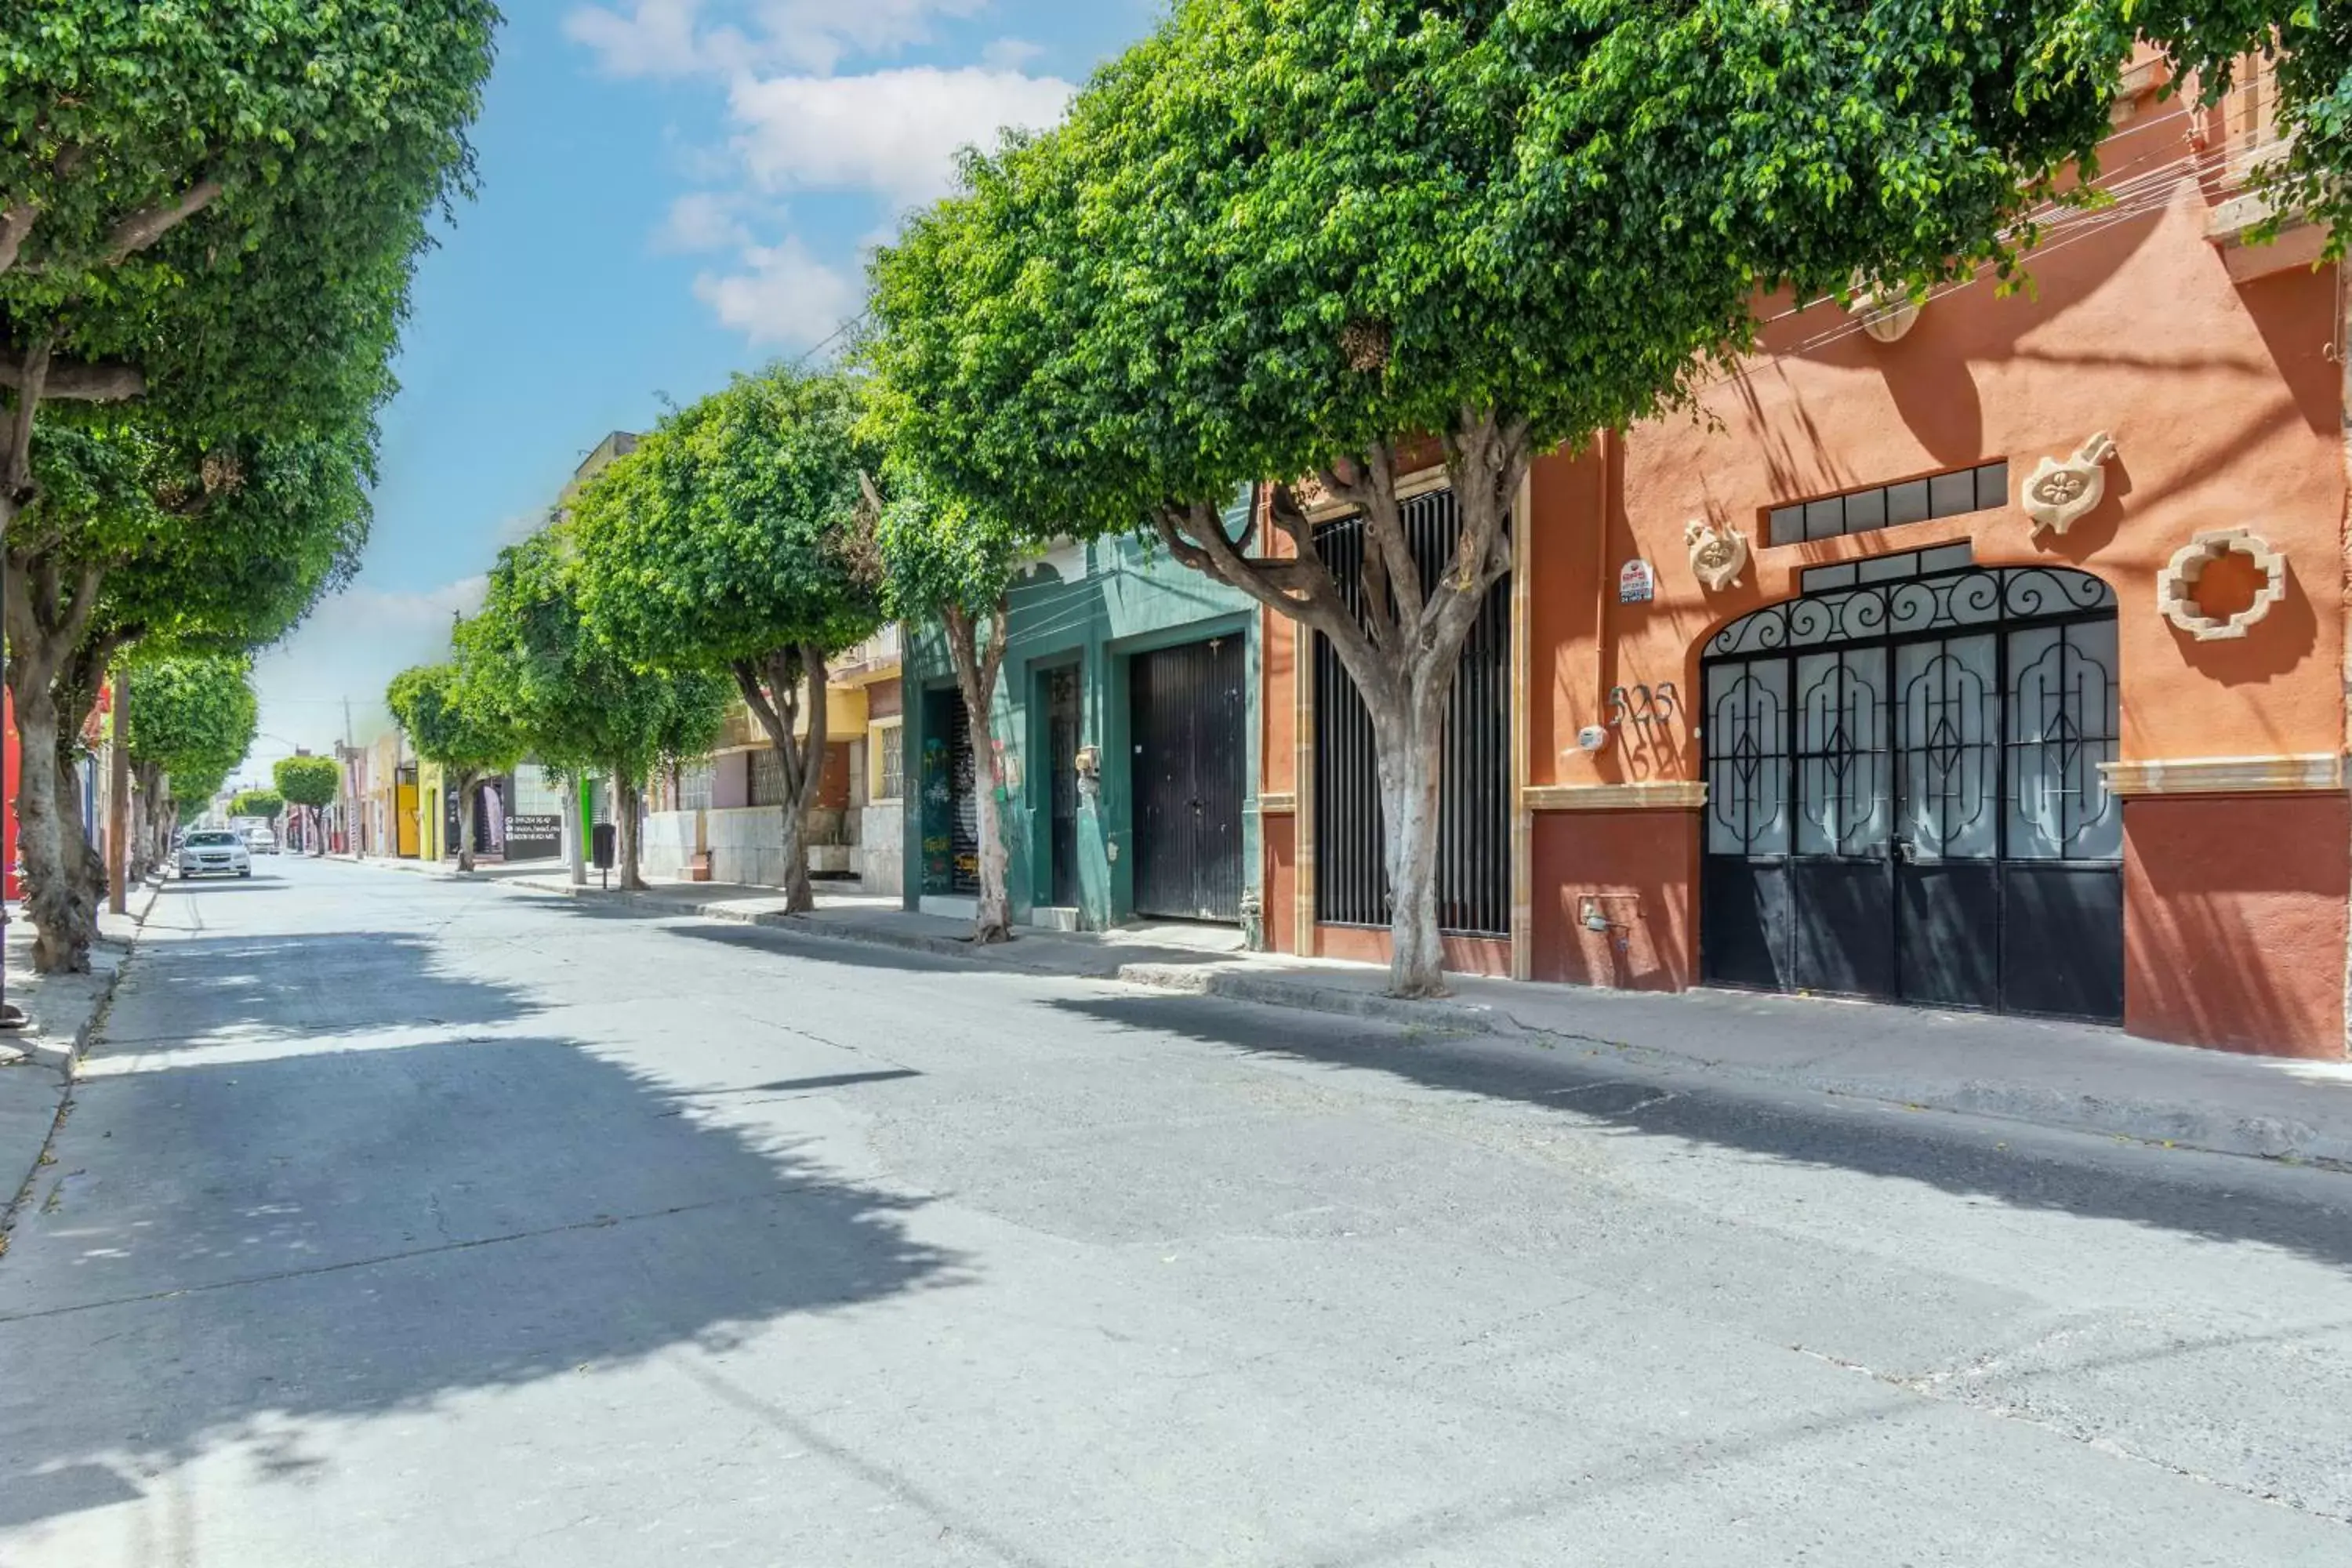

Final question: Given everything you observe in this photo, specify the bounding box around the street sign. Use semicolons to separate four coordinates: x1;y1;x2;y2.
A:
1618;559;1656;604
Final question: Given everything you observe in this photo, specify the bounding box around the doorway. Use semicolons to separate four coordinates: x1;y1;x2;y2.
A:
1701;560;2123;1022
1129;637;1246;922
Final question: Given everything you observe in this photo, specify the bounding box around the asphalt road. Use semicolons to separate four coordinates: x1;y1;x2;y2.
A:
4;856;2350;1566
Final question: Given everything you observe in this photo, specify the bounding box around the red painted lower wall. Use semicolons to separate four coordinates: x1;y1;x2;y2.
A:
2125;793;2349;1060
1262;814;1297;955
1530;810;1698;989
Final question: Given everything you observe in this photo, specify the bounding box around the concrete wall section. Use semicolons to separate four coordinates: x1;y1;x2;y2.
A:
860;801;903;896
2125;793;2350;1059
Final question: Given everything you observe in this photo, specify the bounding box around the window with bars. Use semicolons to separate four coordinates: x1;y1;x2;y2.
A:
1769;462;2008;548
676;757;715;812
874;724;905;800
749;748;786;808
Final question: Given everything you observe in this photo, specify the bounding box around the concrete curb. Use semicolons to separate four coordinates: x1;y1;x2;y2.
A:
510;878;1137;977
358;858;2352;1174
1112;962;2352;1171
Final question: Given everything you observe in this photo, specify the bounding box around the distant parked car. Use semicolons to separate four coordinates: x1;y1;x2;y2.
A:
244;826;278;855
180;830;252;880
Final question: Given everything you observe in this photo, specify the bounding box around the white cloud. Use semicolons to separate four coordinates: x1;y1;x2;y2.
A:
692;237;860;347
568;2;1075;344
731;66;1074;205
564;0;990;78
981;38;1044;71
563;0;710;78
654;191;752;253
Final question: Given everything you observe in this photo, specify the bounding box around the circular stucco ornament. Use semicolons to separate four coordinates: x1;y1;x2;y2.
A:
2158;528;2287;641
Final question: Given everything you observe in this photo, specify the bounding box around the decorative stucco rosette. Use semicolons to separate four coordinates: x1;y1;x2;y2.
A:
2024;432;2118;535
2158;528;2287;641
1684;518;1749;592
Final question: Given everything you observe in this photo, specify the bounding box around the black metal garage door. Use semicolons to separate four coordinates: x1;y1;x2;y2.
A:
1700;557;2123;1022
1130;637;1247;922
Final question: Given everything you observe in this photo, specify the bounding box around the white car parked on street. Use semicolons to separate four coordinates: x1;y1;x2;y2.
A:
244;826;279;855
180;829;253;880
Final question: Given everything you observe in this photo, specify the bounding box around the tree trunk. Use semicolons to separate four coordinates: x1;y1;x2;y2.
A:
10;687;84;971
128;768;151;881
733;643;830;915
615;764;645;891
1370;683;1454;998
456;774;479;873
2;562;108;974
944;601;1012;944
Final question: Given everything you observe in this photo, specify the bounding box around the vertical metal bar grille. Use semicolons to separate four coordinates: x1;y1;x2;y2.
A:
947;693;979;895
1312;488;1512;936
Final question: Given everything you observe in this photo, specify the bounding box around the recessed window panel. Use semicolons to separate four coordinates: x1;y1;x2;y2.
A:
1975;461;2010;510
1767;463;2002;550
1886;480;1931;527
1929;470;1976;518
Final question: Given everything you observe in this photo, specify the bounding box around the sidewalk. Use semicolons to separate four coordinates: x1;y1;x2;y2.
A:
1;882;160;1248
358;857;2352;1171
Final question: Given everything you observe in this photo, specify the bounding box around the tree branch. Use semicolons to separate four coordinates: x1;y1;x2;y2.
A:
2;332;48;501
0;352;143;403
0;205;35;275
105;178;223;263
1152;500;1385;692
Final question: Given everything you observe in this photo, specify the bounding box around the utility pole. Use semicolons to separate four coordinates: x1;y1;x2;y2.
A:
107;665;128;915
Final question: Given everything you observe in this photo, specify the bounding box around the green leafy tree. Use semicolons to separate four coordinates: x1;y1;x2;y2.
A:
230;788;285;824
866;0;2199;996
125;653;259;869
859;464;1025;942
0;0;498;545
4;415;369;968
273;754;343;858
570;368;884;911
463;529;730;890
387;660;522;873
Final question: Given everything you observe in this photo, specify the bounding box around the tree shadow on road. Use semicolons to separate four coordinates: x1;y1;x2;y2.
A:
0;1033;966;1534
1044;992;2352;1277
93;931;543;1050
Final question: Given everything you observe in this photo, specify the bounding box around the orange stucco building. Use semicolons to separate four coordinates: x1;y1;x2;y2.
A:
1259;67;2350;1059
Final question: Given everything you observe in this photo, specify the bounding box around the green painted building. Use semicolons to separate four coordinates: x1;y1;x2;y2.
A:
902;529;1263;941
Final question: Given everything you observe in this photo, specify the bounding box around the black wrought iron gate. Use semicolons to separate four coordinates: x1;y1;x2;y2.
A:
946;693;980;895
1046;666;1082;909
1700;561;2123;1022
1130;637;1247;922
1313;488;1512;937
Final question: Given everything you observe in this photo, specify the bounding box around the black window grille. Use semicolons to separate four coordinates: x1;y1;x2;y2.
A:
1769;462;2008;547
1313;488;1512;936
749;748;786;808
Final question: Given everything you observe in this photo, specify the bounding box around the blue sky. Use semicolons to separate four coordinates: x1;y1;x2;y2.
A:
244;0;1160;779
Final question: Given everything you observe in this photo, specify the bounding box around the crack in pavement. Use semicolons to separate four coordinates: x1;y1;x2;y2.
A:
1788;1342;2352;1527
